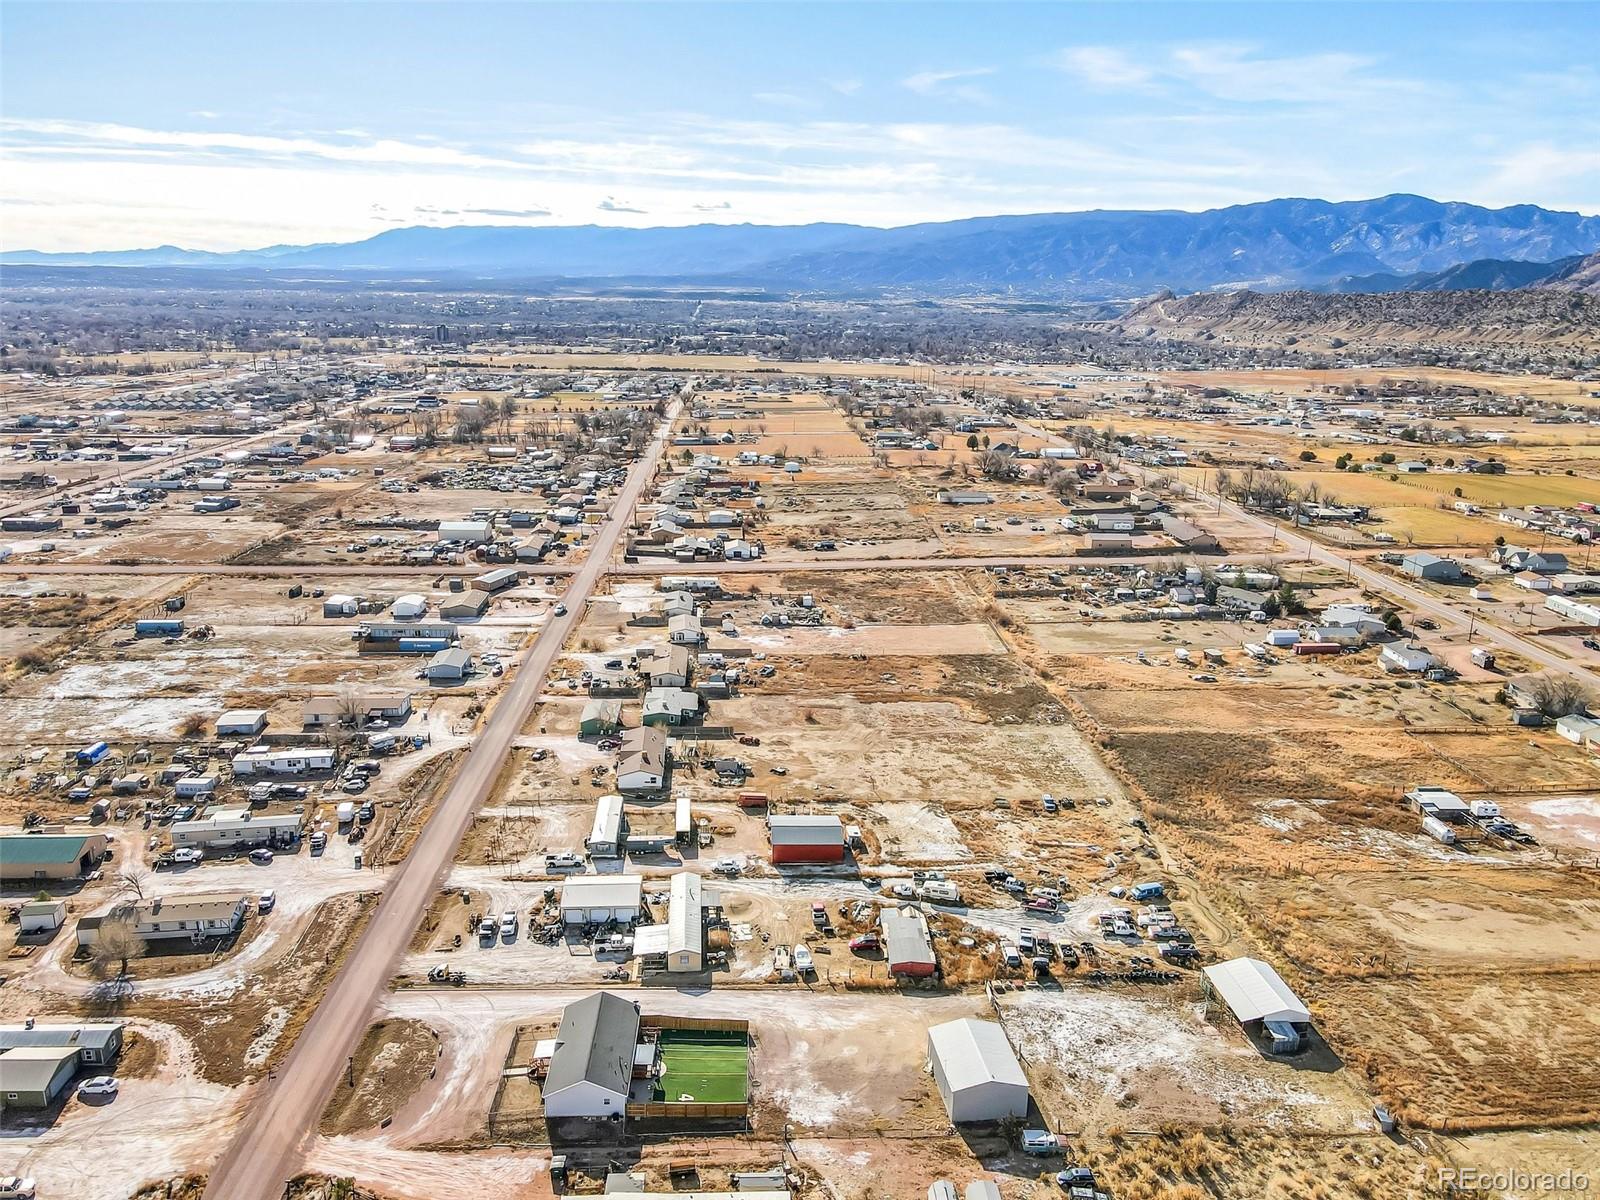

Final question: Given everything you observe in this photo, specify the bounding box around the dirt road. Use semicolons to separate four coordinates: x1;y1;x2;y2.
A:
4;551;1275;580
0;416;321;519
1008;417;1600;692
201;399;682;1200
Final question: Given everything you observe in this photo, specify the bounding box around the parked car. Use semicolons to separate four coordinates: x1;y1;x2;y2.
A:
848;932;880;952
0;1176;37;1199
249;848;274;865
545;852;584;870
309;831;328;854
499;910;519;938
77;1075;120;1099
170;846;203;865
1001;943;1023;967
1021;1129;1061;1155
478;918;498;942
811;902;828;927
341;777;368;794
257;890;276;913
711;857;741;876
792;943;814;972
1056;1167;1096;1190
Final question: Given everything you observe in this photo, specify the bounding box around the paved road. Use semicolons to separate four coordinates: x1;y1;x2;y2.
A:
201;399;682;1200
1010;418;1600;690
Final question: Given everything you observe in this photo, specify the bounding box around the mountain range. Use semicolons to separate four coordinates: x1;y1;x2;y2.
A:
6;194;1600;300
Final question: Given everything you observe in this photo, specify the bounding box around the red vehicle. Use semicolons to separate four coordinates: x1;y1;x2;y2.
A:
848;932;881;952
1025;898;1057;913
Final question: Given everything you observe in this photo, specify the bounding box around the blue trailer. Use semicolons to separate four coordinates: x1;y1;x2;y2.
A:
76;740;110;766
134;618;185;638
397;637;452;654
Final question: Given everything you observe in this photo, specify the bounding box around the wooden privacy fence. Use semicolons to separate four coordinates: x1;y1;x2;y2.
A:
627;1100;748;1120
644;1014;749;1033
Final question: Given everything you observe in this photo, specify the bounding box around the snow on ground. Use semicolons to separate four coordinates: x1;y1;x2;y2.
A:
1000;989;1325;1124
0;1017;240;1200
306;1139;550;1200
863;800;970;861
244;1004;290;1067
1528;795;1600;849
18;845;384;1001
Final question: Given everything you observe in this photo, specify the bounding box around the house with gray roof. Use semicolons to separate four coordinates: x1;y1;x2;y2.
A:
542;991;642;1118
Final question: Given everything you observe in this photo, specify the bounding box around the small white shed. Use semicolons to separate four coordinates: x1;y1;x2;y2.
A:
19;899;67;935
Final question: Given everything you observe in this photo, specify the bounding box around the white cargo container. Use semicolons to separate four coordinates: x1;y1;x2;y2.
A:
1422;815;1458;846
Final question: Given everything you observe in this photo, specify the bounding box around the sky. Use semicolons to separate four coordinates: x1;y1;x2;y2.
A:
2;1;1599;252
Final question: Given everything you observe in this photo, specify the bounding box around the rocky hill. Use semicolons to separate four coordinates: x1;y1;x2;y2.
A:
1114;287;1600;353
1535;251;1600;295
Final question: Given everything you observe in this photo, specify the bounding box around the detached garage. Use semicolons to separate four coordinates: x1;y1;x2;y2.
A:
0;1045;79;1110
559;876;644;926
768;814;844;864
927;1018;1030;1124
1203;956;1311;1054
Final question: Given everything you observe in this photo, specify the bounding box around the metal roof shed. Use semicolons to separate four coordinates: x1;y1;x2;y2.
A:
1203;957;1310;1025
926;1018;1030;1123
665;870;706;972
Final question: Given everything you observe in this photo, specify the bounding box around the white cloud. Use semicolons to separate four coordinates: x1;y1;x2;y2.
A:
753;91;814;110
1045;41;1425;107
1;117;525;171
901;66;994;103
464;206;551;219
1480;143;1600;206
597;195;646;213
1047;47;1155;89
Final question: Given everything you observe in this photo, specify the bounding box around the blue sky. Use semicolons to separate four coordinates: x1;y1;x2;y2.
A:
3;1;1598;251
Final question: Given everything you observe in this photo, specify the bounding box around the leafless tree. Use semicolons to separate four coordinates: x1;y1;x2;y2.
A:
1521;673;1593;719
978;450;1021;481
89;917;147;979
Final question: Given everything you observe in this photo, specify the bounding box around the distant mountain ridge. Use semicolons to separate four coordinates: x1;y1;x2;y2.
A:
7;195;1600;300
1324;255;1587;294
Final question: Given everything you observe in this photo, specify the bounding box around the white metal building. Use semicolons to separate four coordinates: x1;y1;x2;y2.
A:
1203;957;1310;1026
666;870;706;973
559;875;644;926
215;709;268;737
170;809;302;849
926;1018;1030;1123
230;746;336;776
586;793;626;858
